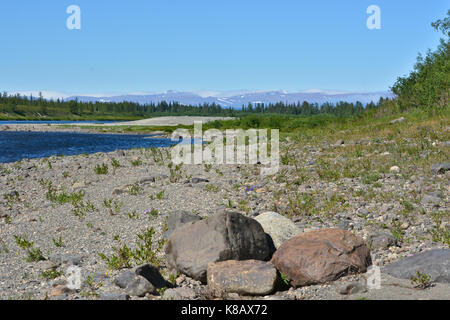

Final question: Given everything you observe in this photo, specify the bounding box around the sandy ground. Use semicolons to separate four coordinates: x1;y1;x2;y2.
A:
103;116;235;126
0;116;235;133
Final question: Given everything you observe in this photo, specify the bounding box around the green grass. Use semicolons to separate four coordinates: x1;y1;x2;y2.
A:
99;227;166;270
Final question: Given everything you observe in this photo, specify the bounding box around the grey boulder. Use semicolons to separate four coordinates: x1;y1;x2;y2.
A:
165;211;274;282
254;211;302;249
383;249;450;283
164;211;202;239
431;162;450;174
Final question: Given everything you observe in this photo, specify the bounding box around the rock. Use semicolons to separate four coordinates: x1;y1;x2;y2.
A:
336;219;351;230
337;282;366;295
254;211;302;248
164;211;202;239
335;140;345;146
186;177;209;184
383;249;450;283
50;285;73;297
115;150;126;157
421;194;441;207
431;162;450;174
37;260;56;271
112;184;132;195
162;287;196;300
134;264;170;289
367;232;398;250
207;260;278;296
126;277;155;297
401;222;409;230
162;288;183;300
390;166;400;173
98;293;130;300
390;117;405;124
165;211;273;282
49;254;82;266
139;174;168;185
114;271;136;289
72;182;86;189
114;271;156;297
271;228;372;287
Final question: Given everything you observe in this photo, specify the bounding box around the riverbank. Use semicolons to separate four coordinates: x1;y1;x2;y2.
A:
0;116;235;135
0;112;449;300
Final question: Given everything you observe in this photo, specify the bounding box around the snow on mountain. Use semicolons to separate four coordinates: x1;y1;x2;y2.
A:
65;90;394;108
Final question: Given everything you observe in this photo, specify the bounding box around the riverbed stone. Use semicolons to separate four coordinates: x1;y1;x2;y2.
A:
207;260;278;296
383;249;450;283
271;228;372;287
165;211;273;282
431;162;450;174
163;211;202;238
254;211;302;248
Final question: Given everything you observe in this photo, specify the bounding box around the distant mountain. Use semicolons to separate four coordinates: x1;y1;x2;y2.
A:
65;90;395;108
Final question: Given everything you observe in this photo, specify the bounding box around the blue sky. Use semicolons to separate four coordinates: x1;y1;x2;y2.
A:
0;0;447;96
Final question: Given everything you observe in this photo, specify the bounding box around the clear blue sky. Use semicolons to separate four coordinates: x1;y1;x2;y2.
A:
0;0;447;95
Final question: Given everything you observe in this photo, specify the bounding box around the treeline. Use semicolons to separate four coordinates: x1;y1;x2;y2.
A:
0;91;383;120
0;94;234;118
385;11;449;113
240;100;380;117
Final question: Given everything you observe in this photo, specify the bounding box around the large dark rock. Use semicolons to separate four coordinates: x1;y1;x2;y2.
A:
431;162;450;174
207;260;279;296
383;249;450;283
164;211;202;239
165;211;273;282
271;228;372;287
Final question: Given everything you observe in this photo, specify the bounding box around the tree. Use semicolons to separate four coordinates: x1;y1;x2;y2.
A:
392;11;450;110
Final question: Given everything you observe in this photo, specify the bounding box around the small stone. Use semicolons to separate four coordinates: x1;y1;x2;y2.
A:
390;166;400;173
401;222;409;230
49;254;82;266
390;117;405;124
368;232;398;250
50;285;72;297
188;177;209;184
338;282;366;295
125;276;156;297
112;184;132;195
37;260;56;271
98;293;129;300
162;287;196;300
72;182;86;189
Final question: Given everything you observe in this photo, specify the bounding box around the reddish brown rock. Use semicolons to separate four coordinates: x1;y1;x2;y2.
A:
207;260;279;296
271;228;372;287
